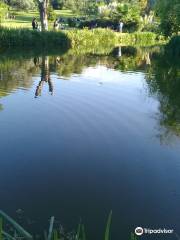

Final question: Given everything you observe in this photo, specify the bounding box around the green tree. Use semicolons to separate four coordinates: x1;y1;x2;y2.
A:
0;0;8;21
112;2;141;30
156;0;180;36
84;0;98;17
63;0;85;14
9;0;35;10
138;0;148;12
51;0;64;9
48;3;56;20
146;47;180;141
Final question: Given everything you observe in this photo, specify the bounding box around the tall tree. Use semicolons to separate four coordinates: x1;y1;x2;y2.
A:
10;0;35;10
3;0;36;9
38;0;49;30
0;0;8;21
156;0;180;36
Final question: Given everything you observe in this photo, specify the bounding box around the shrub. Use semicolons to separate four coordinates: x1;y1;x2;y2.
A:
48;5;56;21
66;28;118;50
0;28;70;49
79;18;142;32
166;35;180;56
0;27;165;52
79;18;118;30
117;32;164;46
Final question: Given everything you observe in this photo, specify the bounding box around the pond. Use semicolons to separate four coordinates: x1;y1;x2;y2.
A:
0;46;180;239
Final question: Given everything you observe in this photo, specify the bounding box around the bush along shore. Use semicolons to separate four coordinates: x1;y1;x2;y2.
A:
0;27;166;50
166;35;180;56
0;28;71;49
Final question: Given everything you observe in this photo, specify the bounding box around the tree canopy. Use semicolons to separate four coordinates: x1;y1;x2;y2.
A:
4;0;36;10
0;0;8;20
156;0;180;36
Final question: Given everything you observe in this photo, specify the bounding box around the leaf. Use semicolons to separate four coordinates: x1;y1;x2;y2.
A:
104;211;112;240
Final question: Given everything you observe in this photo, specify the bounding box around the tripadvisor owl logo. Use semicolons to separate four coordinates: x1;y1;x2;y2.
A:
135;227;144;236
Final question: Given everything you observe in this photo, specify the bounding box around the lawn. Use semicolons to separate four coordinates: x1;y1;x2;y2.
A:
54;9;78;18
1;11;39;28
0;9;77;29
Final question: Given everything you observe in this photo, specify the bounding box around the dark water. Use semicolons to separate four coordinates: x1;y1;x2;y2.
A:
0;46;180;239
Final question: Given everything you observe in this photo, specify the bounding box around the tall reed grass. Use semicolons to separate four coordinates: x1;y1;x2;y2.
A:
0;27;164;50
0;28;70;49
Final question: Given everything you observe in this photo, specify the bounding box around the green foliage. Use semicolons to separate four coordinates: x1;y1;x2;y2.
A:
79;18;118;30
110;2;142;31
0;1;8;21
68;29;162;49
66;28;118;52
156;0;180;36
75;223;86;240
84;0;98;17
146;44;180;140
51;0;64;9
0;218;2;240
0;27;70;48
104;211;112;240
0;27;164;51
10;0;36;10
63;0;98;16
48;4;56;21
63;0;85;15
118;31;164;46
130;232;137;240
138;0;148;12
166;35;180;57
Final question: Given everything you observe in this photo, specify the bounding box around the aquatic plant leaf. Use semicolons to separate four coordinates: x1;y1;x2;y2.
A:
104;211;112;240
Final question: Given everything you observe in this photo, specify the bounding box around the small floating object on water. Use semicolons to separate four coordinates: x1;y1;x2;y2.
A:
16;209;24;214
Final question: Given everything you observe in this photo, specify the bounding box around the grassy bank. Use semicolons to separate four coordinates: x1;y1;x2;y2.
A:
0;9;75;29
0;28;70;49
117;32;166;46
67;29;166;49
0;27;165;52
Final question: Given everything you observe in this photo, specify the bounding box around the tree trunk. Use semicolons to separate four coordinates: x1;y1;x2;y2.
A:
35;56;53;98
38;0;49;31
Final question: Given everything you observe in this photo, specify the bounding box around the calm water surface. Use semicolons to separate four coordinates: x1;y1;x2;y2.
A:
0;47;180;239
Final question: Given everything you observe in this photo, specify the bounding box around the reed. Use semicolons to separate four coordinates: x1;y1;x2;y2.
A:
0;27;165;50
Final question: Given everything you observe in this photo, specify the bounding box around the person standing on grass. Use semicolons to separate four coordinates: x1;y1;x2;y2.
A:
119;21;124;33
32;18;38;30
54;19;59;30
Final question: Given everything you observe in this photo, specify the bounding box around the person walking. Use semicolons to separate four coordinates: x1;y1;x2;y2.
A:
32;18;38;30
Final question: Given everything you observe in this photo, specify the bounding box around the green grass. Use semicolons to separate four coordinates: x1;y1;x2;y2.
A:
0;27;165;54
0;9;77;29
66;29;165;50
116;32;166;46
0;213;137;240
54;9;78;18
0;10;39;28
0;27;70;49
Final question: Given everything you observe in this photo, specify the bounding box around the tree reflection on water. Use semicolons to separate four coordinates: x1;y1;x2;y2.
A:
0;46;179;143
146;48;180;143
35;56;54;98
